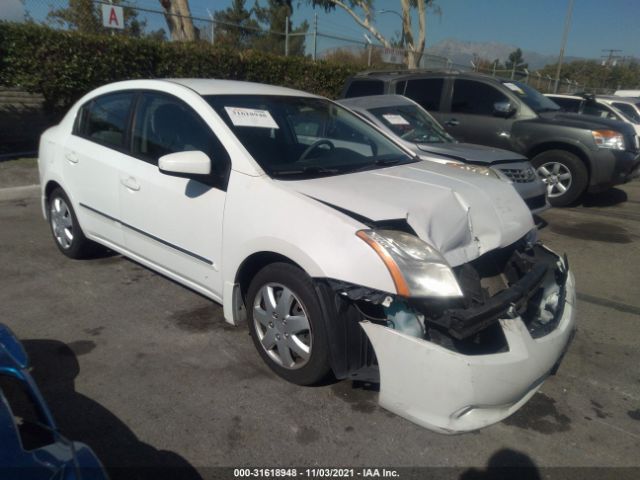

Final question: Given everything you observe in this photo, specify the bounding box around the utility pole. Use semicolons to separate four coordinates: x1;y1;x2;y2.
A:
207;9;214;45
285;16;289;56
554;0;574;93
601;49;622;67
312;13;318;61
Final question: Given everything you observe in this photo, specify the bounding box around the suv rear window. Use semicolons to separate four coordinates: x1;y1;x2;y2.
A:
344;80;384;98
404;78;444;111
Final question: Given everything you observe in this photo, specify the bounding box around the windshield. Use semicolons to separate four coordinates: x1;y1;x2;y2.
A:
368;104;454;144
612;102;640;124
502;80;561;113
205;95;414;179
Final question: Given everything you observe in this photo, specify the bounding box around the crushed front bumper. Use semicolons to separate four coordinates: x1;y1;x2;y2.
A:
359;271;576;434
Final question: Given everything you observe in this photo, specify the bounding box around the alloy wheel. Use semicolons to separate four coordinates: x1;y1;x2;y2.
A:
50;197;74;249
253;283;312;370
536;161;573;198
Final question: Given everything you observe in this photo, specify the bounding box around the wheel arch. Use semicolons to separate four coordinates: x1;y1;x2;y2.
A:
527;142;592;179
234;251;305;301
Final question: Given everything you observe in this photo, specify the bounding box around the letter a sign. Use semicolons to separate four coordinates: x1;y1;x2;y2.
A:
102;4;124;30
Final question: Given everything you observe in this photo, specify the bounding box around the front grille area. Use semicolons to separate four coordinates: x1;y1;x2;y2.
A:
498;166;538;183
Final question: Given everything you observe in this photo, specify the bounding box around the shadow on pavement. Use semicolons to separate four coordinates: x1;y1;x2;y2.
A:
459;448;541;480
580;187;628;208
23;339;203;480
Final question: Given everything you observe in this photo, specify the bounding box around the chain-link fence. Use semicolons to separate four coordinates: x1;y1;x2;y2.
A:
17;0;615;94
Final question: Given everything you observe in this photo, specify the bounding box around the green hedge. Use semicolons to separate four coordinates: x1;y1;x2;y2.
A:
0;22;359;112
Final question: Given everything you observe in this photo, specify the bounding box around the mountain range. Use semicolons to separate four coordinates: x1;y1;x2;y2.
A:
424;39;582;70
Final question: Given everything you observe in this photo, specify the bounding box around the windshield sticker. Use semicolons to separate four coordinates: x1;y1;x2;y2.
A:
503;82;525;95
382;114;410;125
225;107;279;129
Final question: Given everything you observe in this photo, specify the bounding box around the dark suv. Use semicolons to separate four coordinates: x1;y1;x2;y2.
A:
342;71;640;206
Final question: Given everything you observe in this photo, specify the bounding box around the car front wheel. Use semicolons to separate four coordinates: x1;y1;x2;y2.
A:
532;150;588;207
246;263;331;385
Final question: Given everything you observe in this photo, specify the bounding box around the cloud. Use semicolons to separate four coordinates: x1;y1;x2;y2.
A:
0;0;25;22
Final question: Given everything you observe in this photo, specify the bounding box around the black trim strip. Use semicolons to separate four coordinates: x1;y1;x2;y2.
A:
79;203;213;265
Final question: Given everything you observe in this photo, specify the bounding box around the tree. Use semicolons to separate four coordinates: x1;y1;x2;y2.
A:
505;48;528;71
253;0;308;56
213;0;261;49
158;0;197;41
47;0;147;37
309;0;439;68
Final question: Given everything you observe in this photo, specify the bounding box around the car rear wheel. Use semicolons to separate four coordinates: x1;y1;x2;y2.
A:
48;188;99;258
246;263;331;385
532;150;588;207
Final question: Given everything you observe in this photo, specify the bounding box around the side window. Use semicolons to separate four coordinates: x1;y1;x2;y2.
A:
552;97;582;113
82;92;133;149
344;80;384;98
612;102;640;123
404;78;444;111
583;102;619;121
451;80;509;116
131;92;231;187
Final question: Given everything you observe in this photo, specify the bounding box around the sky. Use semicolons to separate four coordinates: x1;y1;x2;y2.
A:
7;0;640;60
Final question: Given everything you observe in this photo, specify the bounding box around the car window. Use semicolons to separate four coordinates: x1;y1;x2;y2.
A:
131;92;231;187
82;92;133;149
369;104;453;144
612;102;640;123
344;80;384;98
500;81;559;113
550;97;582;113
404;78;444;111
205;95;413;179
583;102;620;121
451;80;509;115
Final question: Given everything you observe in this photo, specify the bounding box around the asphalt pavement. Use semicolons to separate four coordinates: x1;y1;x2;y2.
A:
0;173;639;479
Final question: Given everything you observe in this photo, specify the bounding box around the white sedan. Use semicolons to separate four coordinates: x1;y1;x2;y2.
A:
38;79;576;433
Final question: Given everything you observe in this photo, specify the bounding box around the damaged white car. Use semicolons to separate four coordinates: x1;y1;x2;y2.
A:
38;79;576;433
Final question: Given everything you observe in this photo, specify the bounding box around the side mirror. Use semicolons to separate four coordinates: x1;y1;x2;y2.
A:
493;101;516;118
158;151;211;176
0;324;29;369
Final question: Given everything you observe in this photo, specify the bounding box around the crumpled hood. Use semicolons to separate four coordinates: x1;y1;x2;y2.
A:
284;161;534;267
415;142;527;164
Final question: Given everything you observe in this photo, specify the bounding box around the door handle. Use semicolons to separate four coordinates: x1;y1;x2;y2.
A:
65;152;79;164
445;119;460;127
121;177;140;191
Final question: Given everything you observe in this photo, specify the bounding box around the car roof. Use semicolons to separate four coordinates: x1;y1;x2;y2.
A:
97;78;319;98
349;70;510;83
338;94;416;109
598;95;639;103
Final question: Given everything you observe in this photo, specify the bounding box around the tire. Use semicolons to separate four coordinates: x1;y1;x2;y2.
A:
47;187;99;259
246;262;331;385
531;150;588;207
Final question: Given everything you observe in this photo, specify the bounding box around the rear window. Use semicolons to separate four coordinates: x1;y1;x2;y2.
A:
404;78;444;111
344;80;384;98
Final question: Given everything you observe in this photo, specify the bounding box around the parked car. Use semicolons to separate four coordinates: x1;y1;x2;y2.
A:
614;89;640;98
545;93;640;135
0;324;108;479
337;94;548;213
342;71;640;206
38;79;576;433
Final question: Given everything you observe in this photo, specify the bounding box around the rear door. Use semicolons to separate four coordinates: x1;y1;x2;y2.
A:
438;79;516;150
118;91;230;297
62;91;135;248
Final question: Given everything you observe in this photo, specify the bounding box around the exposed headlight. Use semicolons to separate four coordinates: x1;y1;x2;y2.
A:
592;130;625;150
356;229;463;298
444;162;510;181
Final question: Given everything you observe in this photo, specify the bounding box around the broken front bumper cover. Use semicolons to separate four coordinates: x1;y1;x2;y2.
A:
360;271;576;434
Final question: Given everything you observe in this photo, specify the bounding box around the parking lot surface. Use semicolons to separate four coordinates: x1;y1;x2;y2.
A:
1;180;639;478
